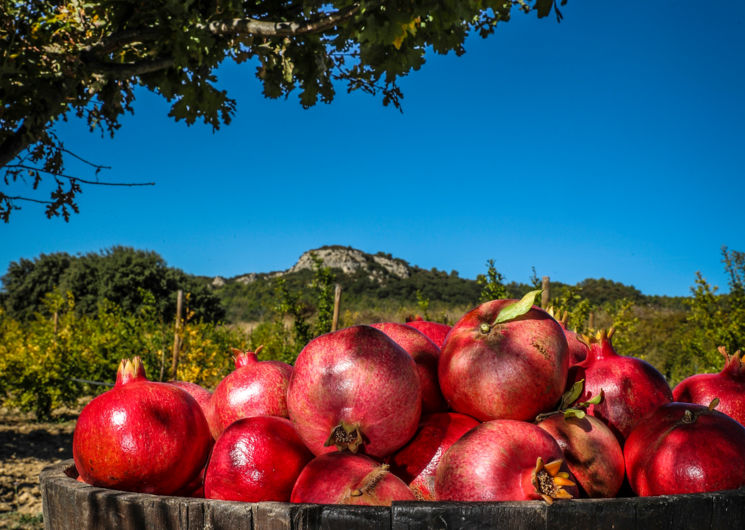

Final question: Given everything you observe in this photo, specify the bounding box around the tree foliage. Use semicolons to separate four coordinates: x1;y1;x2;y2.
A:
477;258;508;302
683;246;745;371
1;0;567;220
0;291;246;420
0;246;225;322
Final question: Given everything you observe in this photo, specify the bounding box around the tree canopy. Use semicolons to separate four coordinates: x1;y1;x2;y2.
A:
1;0;566;221
0;246;225;322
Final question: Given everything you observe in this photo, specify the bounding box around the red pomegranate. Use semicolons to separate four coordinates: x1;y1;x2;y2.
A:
405;320;451;348
673;346;745;426
168;380;213;430
208;346;292;438
435;419;578;503
438;292;569;421
73;357;212;495
624;401;745;496
204;415;313;502
370;322;448;413
535;382;625;498
389;412;480;500
548;308;589;365
291;452;416;505
287;325;422;458
567;329;673;441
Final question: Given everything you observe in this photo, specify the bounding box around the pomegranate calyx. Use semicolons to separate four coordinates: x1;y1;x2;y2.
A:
581;328;618;360
545;306;569;328
232;345;263;368
719;346;745;378
531;457;575;504
115;357;148;386
324;422;364;453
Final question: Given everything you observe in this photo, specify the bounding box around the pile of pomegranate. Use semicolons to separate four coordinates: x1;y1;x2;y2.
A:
72;291;745;505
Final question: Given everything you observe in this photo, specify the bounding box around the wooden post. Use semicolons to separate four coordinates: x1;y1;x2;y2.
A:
331;284;342;332
541;276;550;308
589;312;596;330
170;290;183;381
53;310;59;335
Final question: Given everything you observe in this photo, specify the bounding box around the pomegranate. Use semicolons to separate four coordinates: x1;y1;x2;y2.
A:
548;308;589;365
389;412;480;500
624;400;745;496
435;419;578;503
208;346;292;438
287;325;421;458
73;357;212;495
291;452;416;505
567;328;673;440
438;291;569;421
673;346;745;425
168;380;213;431
204;415;313;502
536;381;625;498
370;322;448;413
405;320;451;349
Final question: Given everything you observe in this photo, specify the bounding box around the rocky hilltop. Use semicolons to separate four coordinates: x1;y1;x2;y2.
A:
216;246;412;286
288;246;410;280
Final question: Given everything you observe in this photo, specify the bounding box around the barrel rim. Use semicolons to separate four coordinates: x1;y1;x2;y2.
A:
40;459;745;508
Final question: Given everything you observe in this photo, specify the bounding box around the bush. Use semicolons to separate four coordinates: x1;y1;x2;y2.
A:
0;291;245;419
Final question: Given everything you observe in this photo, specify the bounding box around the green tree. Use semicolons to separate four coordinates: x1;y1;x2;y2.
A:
1;1;567;220
477;259;508;302
310;253;336;336
0;246;225;322
684;246;745;371
0;252;72;320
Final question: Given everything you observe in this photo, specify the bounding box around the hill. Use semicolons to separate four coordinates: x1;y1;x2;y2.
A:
209;245;688;323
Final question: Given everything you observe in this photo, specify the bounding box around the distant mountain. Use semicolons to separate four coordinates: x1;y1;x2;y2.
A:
208;245;688;323
0;245;688;325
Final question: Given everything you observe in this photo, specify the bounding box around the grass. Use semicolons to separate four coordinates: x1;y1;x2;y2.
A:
0;512;44;530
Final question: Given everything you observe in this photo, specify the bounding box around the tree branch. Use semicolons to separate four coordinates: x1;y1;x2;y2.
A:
5;164;155;187
83;56;176;77
203;3;361;37
80;28;164;55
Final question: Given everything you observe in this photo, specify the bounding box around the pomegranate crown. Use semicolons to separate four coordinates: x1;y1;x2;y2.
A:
579;327;616;346
545;306;569;328
115;357;148;386
233;345;264;368
577;328;619;360
719;346;745;378
531;457;575;504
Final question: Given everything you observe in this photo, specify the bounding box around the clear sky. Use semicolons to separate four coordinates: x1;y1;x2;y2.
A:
2;1;744;297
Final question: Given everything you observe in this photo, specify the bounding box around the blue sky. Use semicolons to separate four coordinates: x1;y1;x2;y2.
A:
2;1;744;297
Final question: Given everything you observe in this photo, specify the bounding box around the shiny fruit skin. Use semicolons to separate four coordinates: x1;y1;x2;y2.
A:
204;416;312;502
439;300;569;421
625;402;745;496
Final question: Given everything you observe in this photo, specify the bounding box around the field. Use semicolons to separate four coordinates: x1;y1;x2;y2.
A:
0;406;80;530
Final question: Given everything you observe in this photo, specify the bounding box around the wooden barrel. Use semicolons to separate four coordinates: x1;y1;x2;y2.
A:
41;460;745;529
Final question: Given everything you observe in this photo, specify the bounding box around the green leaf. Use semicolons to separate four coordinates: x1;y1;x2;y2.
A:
564;408;586;419
560;379;585;409
492;289;542;325
582;390;604;406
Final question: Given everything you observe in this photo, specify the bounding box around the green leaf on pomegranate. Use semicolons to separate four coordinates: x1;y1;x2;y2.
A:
492;289;542;326
563;408;586;420
560;379;585;410
577;389;604;408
